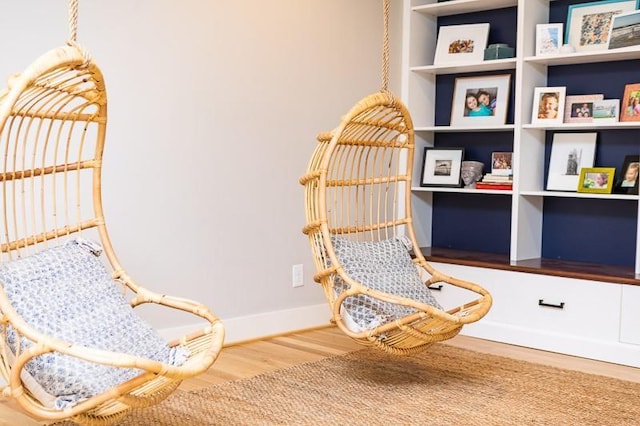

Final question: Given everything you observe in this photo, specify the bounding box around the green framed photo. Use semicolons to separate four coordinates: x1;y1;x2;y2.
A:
577;167;616;194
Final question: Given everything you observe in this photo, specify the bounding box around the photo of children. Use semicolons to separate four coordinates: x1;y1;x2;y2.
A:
537;92;560;119
463;87;497;117
614;155;640;194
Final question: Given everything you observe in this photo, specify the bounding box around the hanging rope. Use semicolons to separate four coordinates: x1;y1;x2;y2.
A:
381;0;390;94
67;0;92;66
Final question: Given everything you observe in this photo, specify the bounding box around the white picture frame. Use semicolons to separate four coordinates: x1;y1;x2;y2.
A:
450;74;511;127
531;87;566;125
536;23;563;56
566;0;638;52
434;23;490;65
563;94;604;124
608;10;640;49
546;132;598;192
592;99;620;122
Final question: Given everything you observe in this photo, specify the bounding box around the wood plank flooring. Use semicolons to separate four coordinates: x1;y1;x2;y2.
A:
1;326;639;425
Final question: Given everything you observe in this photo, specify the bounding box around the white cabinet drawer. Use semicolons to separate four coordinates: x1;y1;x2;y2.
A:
621;285;640;345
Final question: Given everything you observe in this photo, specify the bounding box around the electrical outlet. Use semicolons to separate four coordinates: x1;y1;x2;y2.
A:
292;264;304;287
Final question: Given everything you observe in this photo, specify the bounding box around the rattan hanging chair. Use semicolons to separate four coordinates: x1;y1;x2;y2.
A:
0;2;224;425
300;1;492;355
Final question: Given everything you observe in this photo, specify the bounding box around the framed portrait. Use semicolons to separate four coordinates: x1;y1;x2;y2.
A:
536;23;563;56
491;151;513;176
546;132;597;191
563;94;604;123
613;154;639;194
565;0;639;52
620;83;640;121
531;87;566;125
434;23;490;65
577;167;616;194
608;10;640;49
450;74;511;127
592;99;620;122
420;147;465;187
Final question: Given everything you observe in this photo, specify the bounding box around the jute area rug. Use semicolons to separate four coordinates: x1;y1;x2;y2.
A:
73;344;640;425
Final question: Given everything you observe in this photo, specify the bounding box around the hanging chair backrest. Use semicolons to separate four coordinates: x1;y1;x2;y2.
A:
302;92;422;276
0;45;114;265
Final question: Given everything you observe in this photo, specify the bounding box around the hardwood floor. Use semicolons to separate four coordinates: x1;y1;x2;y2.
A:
1;326;639;425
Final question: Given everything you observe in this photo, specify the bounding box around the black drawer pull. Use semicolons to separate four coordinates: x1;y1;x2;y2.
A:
427;284;443;291
538;299;565;309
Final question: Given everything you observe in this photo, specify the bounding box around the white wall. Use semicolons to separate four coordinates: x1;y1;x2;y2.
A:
0;0;402;342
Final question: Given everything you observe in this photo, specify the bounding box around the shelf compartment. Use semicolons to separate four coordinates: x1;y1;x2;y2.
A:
412;0;517;17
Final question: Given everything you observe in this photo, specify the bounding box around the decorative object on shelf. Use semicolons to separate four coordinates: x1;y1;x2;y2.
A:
483;43;514;60
608;10;640;49
566;0;638;52
577;167;616;194
460;161;484;188
536;23;563;56
547;132;598;192
613;155;639;194
620;83;640;121
532;86;566;125
450;74;511;126
559;44;576;53
592;99;620;122
491;151;513;176
420;147;464;187
434;23;490;65
563;94;604;123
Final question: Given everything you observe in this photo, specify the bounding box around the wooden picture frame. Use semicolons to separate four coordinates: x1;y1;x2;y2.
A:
450;74;511;127
434;23;490;65
608;10;640;49
566;0;639;52
620;83;640;121
563;94;604;123
592;99;620;122
546;132;597;191
420;147;465;187
578;167;616;194
536;23;563;56
532;87;566;125
613;154;640;194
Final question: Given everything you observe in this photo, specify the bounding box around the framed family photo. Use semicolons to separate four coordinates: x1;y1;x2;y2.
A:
546;132;597;191
420;147;464;187
536;23;563;55
613;154;639;194
532;87;566;125
608;10;640;49
491;152;513;176
620;83;640;121
434;23;490;65
566;0;639;52
450;74;511;127
577;167;616;194
563;94;604;123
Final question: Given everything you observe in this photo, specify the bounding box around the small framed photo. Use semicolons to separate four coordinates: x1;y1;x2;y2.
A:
491;152;513;176
620;83;640;122
536;23;563;56
434;23;490;65
450;74;511;127
577;167;616;194
608;10;640;49
592;99;620;122
546;132;597;192
566;0;638;52
563;94;604;123
613;155;639;194
532;87;566;125
420;147;465;187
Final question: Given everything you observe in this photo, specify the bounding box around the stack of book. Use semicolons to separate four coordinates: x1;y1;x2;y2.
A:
475;173;513;190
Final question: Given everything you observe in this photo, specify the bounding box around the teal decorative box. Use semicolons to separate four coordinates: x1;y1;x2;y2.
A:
484;43;514;60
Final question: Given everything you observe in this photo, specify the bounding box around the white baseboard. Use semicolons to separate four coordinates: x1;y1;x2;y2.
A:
158;303;333;345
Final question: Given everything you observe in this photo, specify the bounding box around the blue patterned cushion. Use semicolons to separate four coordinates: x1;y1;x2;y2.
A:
0;239;188;409
331;235;442;331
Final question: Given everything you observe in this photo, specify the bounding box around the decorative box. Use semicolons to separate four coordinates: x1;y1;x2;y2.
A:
484;43;514;60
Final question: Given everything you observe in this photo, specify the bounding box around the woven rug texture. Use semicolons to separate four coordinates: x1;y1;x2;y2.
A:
58;344;640;425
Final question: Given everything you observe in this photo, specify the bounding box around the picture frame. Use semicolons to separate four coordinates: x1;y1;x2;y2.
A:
592;99;620;122
531;87;566;125
620;83;640;121
577;167;616;194
450;74;511;127
613;154;639;194
491;152;513;176
420;147;465;187
608;10;640;49
566;0;639;52
563;94;604;123
546;132;597;191
434;23;490;65
536;23;563;56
